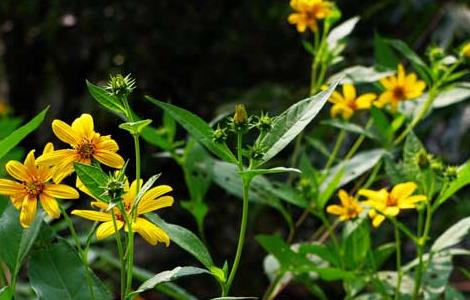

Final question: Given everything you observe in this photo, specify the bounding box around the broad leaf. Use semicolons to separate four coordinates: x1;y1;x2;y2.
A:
86;80;125;115
433;83;470;108
321;119;376;139
0;204;43;279
328;66;393;84
386;39;431;84
239;167;301;182
255;81;339;166
146;214;214;269
374;33;399;68
0;107;48;160
431;217;470;252
29;239;111;300
74;163;111;202
0;287;12;300
131;266;210;296
119;119;152;135
327;16;360;50
145;96;237;163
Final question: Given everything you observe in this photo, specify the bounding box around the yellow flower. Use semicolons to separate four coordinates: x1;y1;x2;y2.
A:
326;189;363;221
329;84;377;119
0;145;79;228
358;182;427;228
287;0;333;33
72;179;173;246
37;114;125;183
376;64;426;112
461;42;470;58
0;99;10;116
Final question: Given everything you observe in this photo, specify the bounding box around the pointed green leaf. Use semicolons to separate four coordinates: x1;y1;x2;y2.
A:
86;80;125;115
145;96;237;163
327;16;360;50
433;82;470;108
321;119;376;139
255;81;339;166
74;163;111;202
239;167;301;182
328;66;393;84
437;160;470;207
386;39;431;84
119;119;152;135
374;33;399;68
0;107;48;160
431;217;470;252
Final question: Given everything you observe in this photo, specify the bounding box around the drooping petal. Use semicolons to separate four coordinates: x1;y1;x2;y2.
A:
6;160;31;182
326;205;344;216
138;196;174;215
383;206;400;217
51;157;77;183
20;197;37;228
93;150;125;169
40;193;60;219
133;217;170;246
43;184;79;199
140;185;173;203
342;84;356;101
372;214;386;228
71;210;113;222
71;114;95;139
96;220;123;240
391;182;417;201
0;179;23;195
52;119;80;146
36;149;77;167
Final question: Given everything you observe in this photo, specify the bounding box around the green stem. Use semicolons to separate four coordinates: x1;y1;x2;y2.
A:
413;202;432;300
0;262;6;287
344;119;373;160
324;129;346;170
394;222;402;300
224;178;251;296
111;210;126;300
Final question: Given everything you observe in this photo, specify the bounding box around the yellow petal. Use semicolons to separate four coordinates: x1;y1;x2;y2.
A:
287;13;301;24
397;64;405;85
359;188;389;203
342;84;356;101
5;160;30;182
40;193;60;219
37;149;77;167
355;93;377;109
71;210;113;221
71;114;94;139
43;184;79;199
399;195;426;208
133;217;170;246
384;206;400;217
96;220;123;240
138;195;174;215
93;150;125;169
0;179;23;195
372;215;385;228
331;103;352;119
379;77;394;90
20;197;37;228
52;119;80;146
338;189;351;206
96;137;119;152
91;201;108;210
326;205;344;216
391;182;417;201
140;185;172;204
123;179;142;207
42;142;54;155
329;91;345;104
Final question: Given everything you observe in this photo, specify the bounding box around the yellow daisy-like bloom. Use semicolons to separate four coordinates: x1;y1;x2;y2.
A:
376;64;426;112
461;42;470;58
37;113;125;183
0;145;79;228
326;189;363;221
358;182;427;228
72;179;173;246
329;84;377;119
287;0;333;33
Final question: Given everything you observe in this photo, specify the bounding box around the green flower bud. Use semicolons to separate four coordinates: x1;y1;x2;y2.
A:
105;74;136;97
213;125;228;143
233;104;248;126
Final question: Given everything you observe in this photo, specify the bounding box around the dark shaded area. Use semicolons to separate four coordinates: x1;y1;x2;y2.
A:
1;0;469;299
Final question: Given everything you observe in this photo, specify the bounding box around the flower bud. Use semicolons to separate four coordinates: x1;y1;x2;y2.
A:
233;104;248;126
105;74;136;97
257;112;273;131
212;125;228;143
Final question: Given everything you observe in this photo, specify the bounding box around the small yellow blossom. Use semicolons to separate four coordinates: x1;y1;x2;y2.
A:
0;145;79;228
359;182;427;228
288;0;333;33
326;189;363;221
72;179;173;246
0;100;10;116
329;84;377;119
461;42;470;58
37;114;125;183
376;64;426;112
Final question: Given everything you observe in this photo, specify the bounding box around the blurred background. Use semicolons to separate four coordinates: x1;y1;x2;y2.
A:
0;0;469;299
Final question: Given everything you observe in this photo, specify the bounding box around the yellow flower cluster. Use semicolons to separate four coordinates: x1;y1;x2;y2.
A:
326;182;426;228
288;0;333;33
328;64;427;118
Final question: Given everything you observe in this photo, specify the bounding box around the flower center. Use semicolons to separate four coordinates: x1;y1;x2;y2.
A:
386;195;398;207
392;87;405;100
24;181;44;198
76;141;95;160
347;100;358;110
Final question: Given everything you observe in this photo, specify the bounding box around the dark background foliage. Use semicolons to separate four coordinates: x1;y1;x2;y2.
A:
0;0;469;299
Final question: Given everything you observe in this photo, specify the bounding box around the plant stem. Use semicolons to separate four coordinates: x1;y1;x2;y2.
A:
344;119;373;160
224;178;251;296
413;202;432;300
324;129;346;170
111;210;126;300
394;222;402;300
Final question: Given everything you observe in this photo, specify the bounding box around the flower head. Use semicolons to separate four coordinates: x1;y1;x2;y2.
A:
0;145;79;228
326;190;363;221
288;0;333;33
376;64;426;112
329;84;377;119
359;182;426;228
461;42;470;59
37;114;125;182
105;74;136;97
72;179;173;246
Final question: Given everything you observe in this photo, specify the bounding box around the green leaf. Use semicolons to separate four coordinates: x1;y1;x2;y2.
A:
321;119;376;139
327;16;360;50
433;83;470;108
86;80;125;115
343;222;370;269
145;96;237;163
163;109;177;142
386;39;431;84
0;107;48;160
437;160;470;207
239;167;301;182
141;126;175;151
255;81;339;166
0;117;23;139
210;297;257;300
370;106;392;146
73;163;111;202
372;243;395;268
131;266;210;296
0;204;43;280
403;132;423;176
29;239;111;300
145;214;214;269
374;33;399;68
0;285;13;300
431;216;470;252
119;119;152;135
328;66;393;84
318;167;344;210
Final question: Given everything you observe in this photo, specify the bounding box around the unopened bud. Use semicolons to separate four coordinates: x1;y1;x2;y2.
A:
105;74;136;97
234;104;248;125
